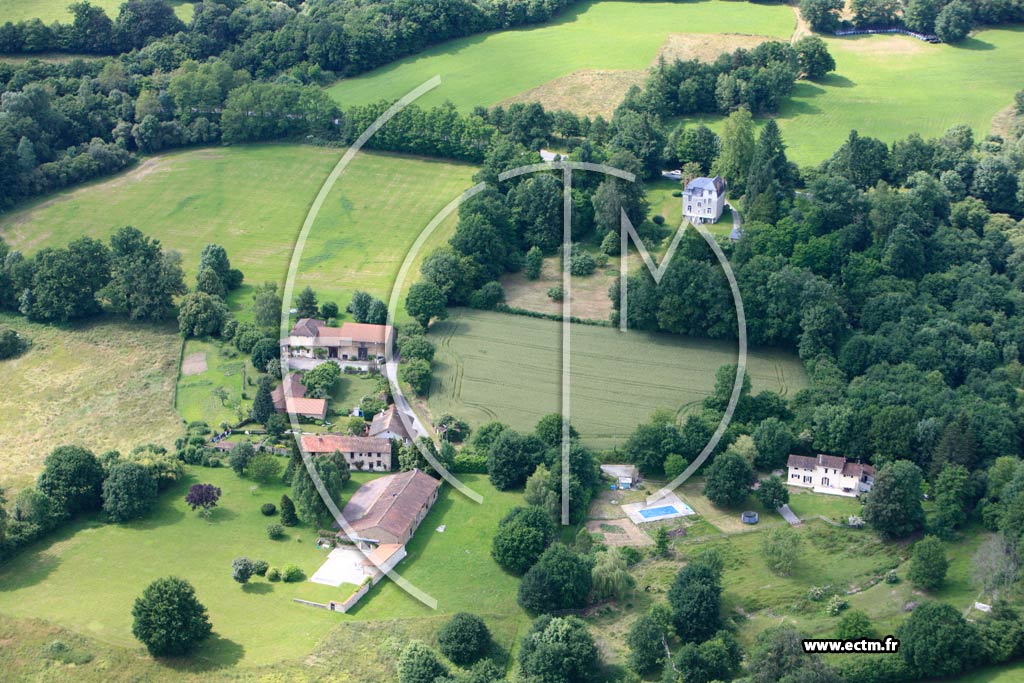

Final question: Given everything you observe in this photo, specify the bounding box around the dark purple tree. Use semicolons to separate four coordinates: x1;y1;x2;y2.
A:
185;483;221;516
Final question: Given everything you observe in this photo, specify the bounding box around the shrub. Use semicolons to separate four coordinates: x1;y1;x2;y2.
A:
826;595;849;616
620;546;642;566
469;281;505;310
0;326;28;360
282;564;304;582
652;214;665;225
437;612;492;666
267;523;285;540
547;286;564;301
908;535;948;591
266;567;281;582
885;570;900;584
261;503;277;516
232;557;255;584
252;560;269;576
569;252;596;276
808;585;832;601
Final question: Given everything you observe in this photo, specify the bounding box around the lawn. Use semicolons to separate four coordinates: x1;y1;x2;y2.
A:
0;145;477;319
0;0;193;23
175;337;257;427
0;465;349;667
327;1;795;112
679;28;1024;165
0;467;528;675
427;308;809;450
0;313;182;493
784;487;864;523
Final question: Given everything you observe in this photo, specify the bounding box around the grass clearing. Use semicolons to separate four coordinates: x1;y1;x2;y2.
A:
327;1;795;112
784;487;864;522
679;27;1024;165
0;0;193;24
0;313;181;493
0;145;477;318
427;308;808;449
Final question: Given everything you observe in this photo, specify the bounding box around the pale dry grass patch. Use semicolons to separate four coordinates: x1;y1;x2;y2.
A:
0;315;182;492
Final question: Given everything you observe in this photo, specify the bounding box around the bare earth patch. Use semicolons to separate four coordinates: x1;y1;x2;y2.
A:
500;255;617;321
654;32;776;64
586;518;654;547
180;351;208;376
498;69;646;119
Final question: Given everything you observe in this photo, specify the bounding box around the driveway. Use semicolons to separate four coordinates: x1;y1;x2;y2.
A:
384;362;428;439
726;201;742;240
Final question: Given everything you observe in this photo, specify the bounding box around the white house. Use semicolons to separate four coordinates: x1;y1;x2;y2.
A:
682;175;727;224
786;454;875;498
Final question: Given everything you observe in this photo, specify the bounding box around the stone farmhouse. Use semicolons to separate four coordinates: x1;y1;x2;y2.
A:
341;469;440;545
282;318;394;363
368;404;412;444
271;373;327;420
682;175;727;224
786;454;876;498
301;433;393;471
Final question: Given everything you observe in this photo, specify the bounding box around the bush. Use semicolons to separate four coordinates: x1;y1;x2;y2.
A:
252;560;269;576
652;214;665;225
260;503;277;516
620;546;642;566
885;570;900;584
0;326;28;360
282;564;304;582
267;523;285;539
437;612;492;666
826;595;849;616
547;286;564;301
266;567;281;582
469;281;505;310
569;252;596;276
452;452;488;474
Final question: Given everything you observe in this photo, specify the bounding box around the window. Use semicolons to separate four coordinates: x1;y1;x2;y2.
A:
803;475;812;483
822;477;830;486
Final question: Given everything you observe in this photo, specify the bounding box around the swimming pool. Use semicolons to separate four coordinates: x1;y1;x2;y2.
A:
639;505;679;519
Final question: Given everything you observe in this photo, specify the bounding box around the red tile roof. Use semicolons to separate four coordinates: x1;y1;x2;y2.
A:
282;397;327;420
301;434;392;455
342;470;440;540
271;374;307;411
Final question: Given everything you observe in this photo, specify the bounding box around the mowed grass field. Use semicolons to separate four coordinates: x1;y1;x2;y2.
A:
427;309;808;449
678;28;1024;165
0;145;476;318
0;466;527;674
327;1;795;112
0;0;193;24
0;313;182;493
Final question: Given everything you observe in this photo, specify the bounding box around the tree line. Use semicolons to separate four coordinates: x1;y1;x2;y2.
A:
800;0;1023;42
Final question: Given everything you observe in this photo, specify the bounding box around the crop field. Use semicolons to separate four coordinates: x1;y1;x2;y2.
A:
0;0;193;24
0;313;182;493
0;466;526;678
427;309;808;449
0;145;476;318
327;1;795;112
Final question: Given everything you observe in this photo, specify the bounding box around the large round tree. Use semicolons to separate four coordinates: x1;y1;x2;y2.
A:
102;461;158;523
491;505;556;575
437;612;491;666
37;445;104;515
703;451;753;508
863;460;925;539
131;577;212;657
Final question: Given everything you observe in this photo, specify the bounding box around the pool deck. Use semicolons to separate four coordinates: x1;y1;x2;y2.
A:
622;491;695;524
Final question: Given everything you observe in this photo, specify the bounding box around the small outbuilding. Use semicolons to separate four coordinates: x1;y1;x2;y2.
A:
601;464;640;489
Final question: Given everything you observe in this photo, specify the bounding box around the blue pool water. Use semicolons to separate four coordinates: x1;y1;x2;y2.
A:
639;505;679;519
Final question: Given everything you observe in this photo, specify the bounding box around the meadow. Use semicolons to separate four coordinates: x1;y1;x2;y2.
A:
327;1;795;112
0;466;527;675
175;337;257;427
680;28;1024;165
0;145;476;318
0;313;182;493
427;308;809;449
0;0;193;24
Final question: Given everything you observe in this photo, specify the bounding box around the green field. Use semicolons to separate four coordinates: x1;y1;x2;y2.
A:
0;313;182;493
427;308;808;449
679;28;1024;165
0;0;193;24
175;337;257;427
327;1;795;112
0;467;527;673
0;145;476;318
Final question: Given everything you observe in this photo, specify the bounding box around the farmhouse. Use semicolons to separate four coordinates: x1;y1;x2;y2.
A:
282;318;394;363
341;469;440;545
271;373;328;420
682;175;727;224
368;404;412;443
786;454;875;498
301;433;393;471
